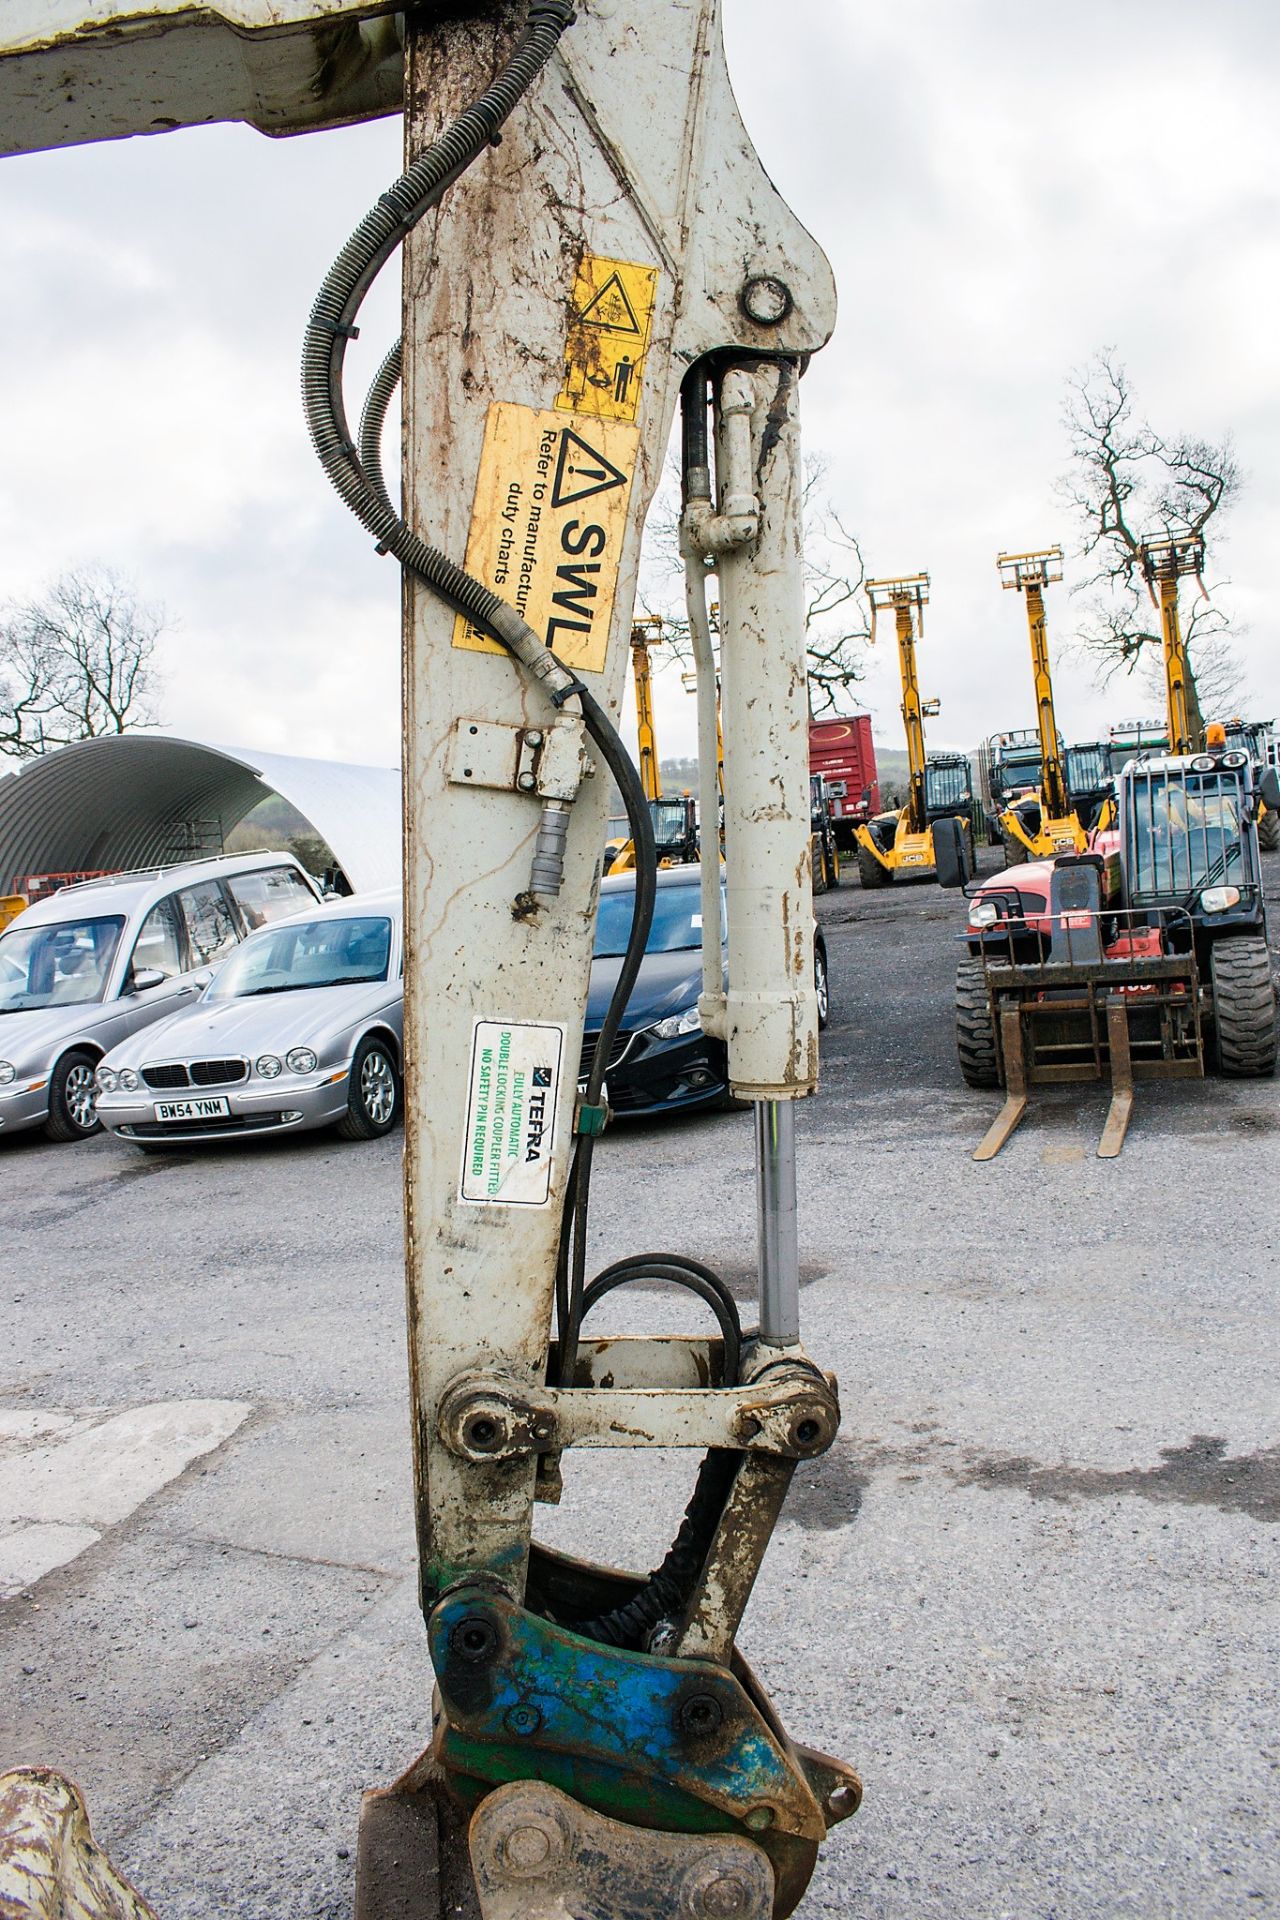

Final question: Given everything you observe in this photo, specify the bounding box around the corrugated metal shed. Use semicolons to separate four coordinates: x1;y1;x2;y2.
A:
0;734;401;894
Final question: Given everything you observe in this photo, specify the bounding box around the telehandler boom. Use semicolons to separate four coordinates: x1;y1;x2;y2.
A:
605;617;699;871
0;5;860;1919
1140;530;1207;756
852;574;973;888
993;547;1090;862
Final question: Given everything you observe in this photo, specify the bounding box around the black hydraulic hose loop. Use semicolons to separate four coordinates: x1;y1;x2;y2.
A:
579;1256;742;1384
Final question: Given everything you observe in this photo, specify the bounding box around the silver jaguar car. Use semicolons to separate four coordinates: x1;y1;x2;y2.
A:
95;890;403;1148
0;853;320;1144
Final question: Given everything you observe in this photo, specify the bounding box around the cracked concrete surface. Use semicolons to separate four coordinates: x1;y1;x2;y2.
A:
2;846;1279;1917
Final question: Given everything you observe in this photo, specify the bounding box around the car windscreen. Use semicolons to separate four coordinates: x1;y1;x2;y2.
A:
0;915;124;1012
208;915;393;998
594;884;722;958
1126;774;1245;900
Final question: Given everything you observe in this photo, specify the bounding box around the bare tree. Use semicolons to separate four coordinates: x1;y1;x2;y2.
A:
1059;351;1244;732
637;457;870;716
0;566;165;760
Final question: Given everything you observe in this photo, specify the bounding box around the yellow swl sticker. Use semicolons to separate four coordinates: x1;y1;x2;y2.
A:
452;403;638;674
555;254;659;424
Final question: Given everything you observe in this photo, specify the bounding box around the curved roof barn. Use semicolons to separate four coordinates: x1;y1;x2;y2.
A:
0;734;401;895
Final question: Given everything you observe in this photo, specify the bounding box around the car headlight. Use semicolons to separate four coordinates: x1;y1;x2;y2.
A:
95;1066;117;1094
651;1006;703;1042
119;1068;139;1091
256;1054;283;1078
1201;886;1241;913
285;1047;318;1074
0;1061;15;1085
969;899;1001;928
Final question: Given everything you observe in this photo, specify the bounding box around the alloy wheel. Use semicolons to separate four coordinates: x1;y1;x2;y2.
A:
361;1050;396;1125
65;1063;98;1132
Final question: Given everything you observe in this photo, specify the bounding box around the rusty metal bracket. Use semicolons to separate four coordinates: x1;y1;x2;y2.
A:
437;1362;839;1464
469;1779;774;1920
672;1452;797;1665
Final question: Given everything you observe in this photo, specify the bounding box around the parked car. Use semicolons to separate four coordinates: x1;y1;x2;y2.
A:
0;853;320;1144
584;865;830;1117
95;890;403;1148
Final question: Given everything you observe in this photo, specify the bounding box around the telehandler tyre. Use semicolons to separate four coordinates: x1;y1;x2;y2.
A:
1000;828;1027;867
856;841;890;889
955;958;1000;1087
1211;936;1278;1077
1257;808;1280;852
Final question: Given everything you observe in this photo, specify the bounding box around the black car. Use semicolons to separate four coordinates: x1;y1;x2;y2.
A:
583;865;830;1116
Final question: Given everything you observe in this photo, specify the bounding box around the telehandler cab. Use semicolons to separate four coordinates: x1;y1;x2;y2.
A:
1062;741;1115;836
1218;717;1280;851
954;740;1280;1158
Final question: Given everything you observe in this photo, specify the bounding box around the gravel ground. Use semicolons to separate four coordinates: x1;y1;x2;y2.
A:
2;849;1278;1919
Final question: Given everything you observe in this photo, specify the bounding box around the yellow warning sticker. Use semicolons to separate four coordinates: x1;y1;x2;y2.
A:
555;254;659;424
452;403;639;674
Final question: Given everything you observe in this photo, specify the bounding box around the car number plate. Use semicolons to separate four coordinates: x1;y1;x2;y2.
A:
153;1096;231;1122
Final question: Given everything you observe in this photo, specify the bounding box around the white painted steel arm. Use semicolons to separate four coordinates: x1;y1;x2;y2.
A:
717;361;819;1101
397;0;833;1595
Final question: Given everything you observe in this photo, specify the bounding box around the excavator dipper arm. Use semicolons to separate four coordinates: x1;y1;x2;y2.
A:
0;4;858;1918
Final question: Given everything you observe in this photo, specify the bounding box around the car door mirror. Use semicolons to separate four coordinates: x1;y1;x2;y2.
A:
191;970;213;993
130;967;167;993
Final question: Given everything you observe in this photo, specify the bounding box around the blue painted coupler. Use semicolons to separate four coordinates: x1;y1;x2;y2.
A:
354;1351;861;1920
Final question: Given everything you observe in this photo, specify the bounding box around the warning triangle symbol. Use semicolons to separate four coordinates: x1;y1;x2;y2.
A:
552;429;629;508
576;271;642;335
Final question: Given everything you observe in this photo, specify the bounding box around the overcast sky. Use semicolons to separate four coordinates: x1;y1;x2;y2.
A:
2;0;1279;771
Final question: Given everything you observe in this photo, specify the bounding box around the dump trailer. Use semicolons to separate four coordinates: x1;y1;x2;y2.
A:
953;742;1280;1158
853;574;973;888
809;714;880;851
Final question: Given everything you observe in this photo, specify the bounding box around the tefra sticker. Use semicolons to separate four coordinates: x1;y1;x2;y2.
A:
452;404;638;673
460;1018;565;1207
